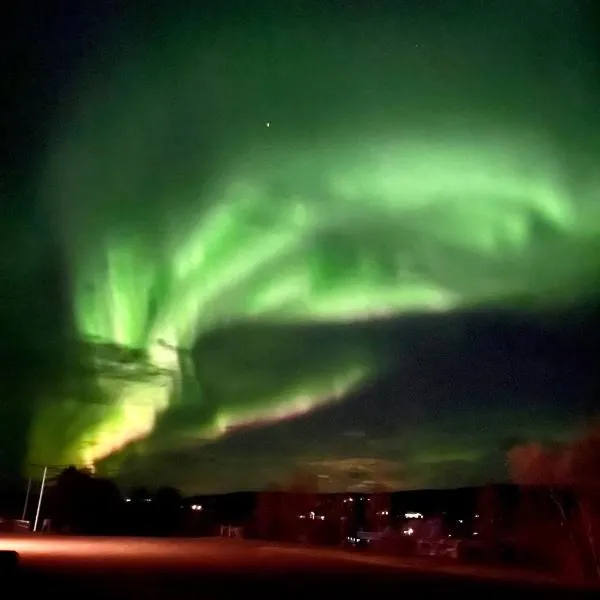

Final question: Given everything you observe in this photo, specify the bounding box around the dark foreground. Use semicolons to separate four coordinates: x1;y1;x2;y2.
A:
0;536;597;599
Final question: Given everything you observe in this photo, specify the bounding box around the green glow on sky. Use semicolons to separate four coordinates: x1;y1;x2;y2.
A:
30;8;600;470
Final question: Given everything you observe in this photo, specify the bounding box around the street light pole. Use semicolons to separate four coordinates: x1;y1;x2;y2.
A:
33;466;48;532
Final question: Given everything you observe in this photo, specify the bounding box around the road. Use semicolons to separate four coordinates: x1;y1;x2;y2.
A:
0;535;597;599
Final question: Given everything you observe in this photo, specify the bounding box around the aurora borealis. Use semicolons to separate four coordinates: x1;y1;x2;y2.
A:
3;0;599;491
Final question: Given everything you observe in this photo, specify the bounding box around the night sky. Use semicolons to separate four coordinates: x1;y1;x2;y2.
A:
2;1;599;493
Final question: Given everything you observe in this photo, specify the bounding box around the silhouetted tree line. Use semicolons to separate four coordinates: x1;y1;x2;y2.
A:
125;485;185;537
49;467;122;534
47;467;186;536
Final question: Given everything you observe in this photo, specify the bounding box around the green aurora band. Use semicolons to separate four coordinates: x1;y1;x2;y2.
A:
29;6;600;470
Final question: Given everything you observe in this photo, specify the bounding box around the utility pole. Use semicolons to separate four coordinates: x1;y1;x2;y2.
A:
33;466;48;532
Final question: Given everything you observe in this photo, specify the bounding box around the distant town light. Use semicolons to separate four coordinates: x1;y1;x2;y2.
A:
405;512;423;519
403;527;414;536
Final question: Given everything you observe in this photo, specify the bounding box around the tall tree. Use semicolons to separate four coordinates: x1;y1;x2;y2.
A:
508;426;600;580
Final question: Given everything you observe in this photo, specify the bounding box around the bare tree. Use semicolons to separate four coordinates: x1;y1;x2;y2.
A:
508;427;600;580
567;429;600;578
